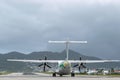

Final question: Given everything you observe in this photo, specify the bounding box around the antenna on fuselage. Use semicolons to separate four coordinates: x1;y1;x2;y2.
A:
48;39;87;60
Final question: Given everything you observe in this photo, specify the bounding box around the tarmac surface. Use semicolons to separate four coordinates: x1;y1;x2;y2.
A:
0;73;120;80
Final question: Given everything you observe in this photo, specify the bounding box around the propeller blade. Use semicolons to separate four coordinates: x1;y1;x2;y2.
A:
43;65;46;72
73;64;78;67
73;57;86;73
79;66;81;72
46;64;51;68
38;64;43;67
80;57;81;60
45;56;47;60
38;56;51;72
81;64;86;68
81;63;86;68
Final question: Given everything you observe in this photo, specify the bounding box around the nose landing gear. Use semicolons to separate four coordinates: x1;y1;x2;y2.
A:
71;72;75;77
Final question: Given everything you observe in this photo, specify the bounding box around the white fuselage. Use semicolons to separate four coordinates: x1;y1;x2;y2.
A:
57;60;71;75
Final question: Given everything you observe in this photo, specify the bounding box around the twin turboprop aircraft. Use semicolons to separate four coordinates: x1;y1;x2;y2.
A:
7;40;120;77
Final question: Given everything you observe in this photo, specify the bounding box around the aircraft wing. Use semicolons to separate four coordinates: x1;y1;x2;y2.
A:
68;60;120;63
7;59;63;63
7;59;120;63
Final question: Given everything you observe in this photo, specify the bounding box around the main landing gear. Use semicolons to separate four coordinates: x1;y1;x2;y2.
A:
52;73;63;77
59;74;63;77
52;72;75;77
52;72;56;77
71;72;75;77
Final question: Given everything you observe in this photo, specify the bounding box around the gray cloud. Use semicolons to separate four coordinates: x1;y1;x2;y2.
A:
0;0;120;59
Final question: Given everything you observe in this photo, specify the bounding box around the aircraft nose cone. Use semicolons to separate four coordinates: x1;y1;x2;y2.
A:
59;61;69;68
64;61;69;67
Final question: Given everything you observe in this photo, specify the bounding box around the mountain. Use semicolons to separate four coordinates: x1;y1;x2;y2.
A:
0;50;120;72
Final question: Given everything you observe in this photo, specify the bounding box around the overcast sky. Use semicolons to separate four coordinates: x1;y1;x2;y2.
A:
0;0;120;59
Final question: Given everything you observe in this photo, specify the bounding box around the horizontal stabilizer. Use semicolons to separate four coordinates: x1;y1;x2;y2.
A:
48;41;87;44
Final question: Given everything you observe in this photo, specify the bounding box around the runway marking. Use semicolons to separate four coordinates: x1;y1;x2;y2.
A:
0;73;120;80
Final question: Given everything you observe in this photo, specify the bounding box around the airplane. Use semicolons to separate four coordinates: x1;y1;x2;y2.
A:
7;40;120;77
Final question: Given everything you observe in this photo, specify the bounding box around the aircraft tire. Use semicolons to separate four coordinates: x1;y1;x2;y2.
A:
71;72;75;77
60;74;63;77
52;72;56;77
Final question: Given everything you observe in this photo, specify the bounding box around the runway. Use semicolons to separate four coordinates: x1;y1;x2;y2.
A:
0;73;120;80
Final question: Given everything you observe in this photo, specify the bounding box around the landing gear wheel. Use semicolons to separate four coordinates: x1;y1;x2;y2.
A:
52;72;56;77
71;72;75;77
60;74;63;77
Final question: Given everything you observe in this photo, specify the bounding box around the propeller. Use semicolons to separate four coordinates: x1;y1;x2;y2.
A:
38;56;51;72
73;57;86;72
